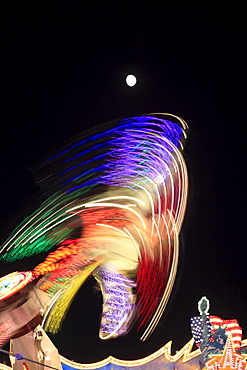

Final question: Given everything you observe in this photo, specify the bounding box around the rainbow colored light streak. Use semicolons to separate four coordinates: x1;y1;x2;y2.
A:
0;113;189;341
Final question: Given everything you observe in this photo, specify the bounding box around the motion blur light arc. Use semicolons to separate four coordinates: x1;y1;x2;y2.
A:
0;113;189;343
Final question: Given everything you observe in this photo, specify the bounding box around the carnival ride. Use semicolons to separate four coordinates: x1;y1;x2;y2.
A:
0;114;189;368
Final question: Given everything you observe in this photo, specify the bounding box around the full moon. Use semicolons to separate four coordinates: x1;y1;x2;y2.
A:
126;74;137;87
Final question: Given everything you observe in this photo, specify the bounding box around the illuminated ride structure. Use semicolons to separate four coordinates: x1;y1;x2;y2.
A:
0;114;190;368
0;272;61;370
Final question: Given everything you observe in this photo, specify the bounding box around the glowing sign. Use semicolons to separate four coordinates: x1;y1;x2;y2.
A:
204;337;247;370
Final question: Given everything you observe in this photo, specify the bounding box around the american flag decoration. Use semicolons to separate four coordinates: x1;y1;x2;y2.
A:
190;315;242;351
210;315;242;351
190;315;212;346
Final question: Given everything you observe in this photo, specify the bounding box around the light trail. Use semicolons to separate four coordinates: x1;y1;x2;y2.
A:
0;113;189;342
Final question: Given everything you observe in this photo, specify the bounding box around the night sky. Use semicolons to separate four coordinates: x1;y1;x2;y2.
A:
0;1;246;365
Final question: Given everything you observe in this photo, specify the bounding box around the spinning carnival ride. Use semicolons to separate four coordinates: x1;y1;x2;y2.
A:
0;114;189;367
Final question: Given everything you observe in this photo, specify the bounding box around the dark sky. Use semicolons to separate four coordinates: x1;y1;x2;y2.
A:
0;1;246;365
